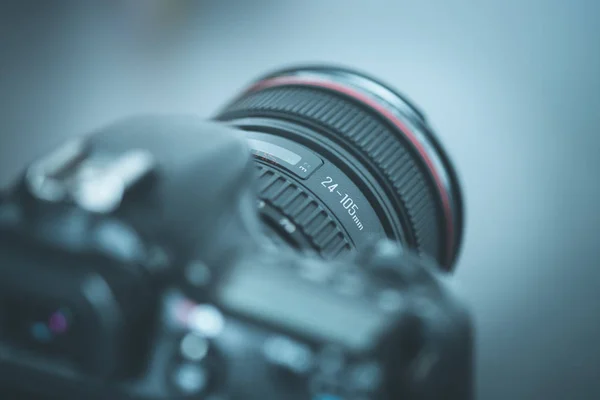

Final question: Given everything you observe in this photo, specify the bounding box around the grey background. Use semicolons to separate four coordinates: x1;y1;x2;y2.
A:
1;1;599;399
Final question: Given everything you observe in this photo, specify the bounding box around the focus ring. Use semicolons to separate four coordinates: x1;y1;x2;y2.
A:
256;163;352;259
219;87;442;261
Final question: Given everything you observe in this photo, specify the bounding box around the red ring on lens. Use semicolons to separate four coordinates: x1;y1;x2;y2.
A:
247;76;455;265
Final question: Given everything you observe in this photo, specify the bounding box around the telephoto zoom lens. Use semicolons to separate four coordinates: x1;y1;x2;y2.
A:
215;66;463;271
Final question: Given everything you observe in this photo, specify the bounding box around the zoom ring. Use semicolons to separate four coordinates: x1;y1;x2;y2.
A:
219;87;442;261
256;163;352;259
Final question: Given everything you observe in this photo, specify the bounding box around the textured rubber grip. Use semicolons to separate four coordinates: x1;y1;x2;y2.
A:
219;86;443;261
256;163;352;259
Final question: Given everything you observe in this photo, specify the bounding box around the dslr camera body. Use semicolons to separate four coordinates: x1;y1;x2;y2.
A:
0;67;472;400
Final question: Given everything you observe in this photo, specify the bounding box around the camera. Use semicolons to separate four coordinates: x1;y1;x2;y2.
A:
0;67;472;399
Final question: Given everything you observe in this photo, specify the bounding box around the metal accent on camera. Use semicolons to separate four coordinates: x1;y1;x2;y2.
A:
25;138;156;214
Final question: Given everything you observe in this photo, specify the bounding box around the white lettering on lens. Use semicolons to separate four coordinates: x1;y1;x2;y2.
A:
321;177;364;231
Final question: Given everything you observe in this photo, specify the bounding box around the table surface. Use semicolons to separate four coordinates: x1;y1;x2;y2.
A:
1;2;599;399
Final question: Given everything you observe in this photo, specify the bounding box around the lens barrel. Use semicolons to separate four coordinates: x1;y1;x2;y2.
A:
215;66;463;270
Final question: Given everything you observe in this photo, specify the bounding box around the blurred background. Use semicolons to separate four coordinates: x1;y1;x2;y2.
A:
1;1;599;399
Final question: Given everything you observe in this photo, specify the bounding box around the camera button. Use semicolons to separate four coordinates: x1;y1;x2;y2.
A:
172;363;209;395
180;332;210;362
263;335;314;375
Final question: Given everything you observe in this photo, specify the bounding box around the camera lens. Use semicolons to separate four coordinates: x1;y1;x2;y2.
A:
215;66;463;270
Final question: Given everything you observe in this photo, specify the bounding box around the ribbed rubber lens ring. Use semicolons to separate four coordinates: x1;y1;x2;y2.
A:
256;163;352;259
218;85;445;265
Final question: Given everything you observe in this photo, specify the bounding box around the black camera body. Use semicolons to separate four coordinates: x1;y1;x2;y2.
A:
0;67;472;400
